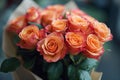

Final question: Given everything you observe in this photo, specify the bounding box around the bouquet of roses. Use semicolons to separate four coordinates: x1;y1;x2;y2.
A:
0;0;112;80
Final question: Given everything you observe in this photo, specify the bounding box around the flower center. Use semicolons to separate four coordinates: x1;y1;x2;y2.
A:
46;39;58;53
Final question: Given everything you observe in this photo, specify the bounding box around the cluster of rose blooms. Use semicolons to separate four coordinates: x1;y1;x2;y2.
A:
7;5;112;62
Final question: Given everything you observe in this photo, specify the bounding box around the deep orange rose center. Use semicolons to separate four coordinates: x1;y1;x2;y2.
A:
52;20;66;30
87;34;101;52
46;39;58;53
67;32;84;48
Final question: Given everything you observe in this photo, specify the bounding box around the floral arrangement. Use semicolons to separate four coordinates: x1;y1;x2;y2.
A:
0;4;112;80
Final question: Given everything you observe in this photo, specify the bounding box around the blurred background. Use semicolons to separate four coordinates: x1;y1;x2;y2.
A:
0;0;120;80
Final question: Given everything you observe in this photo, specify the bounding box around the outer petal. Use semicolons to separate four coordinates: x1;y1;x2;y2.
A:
83;48;104;59
7;15;27;34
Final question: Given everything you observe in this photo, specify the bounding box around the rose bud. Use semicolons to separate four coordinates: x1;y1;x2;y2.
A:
67;14;89;32
46;5;65;14
18;25;40;49
41;10;58;26
37;32;67;62
93;22;113;42
7;15;27;34
51;19;67;32
65;32;86;55
83;34;104;59
26;7;41;24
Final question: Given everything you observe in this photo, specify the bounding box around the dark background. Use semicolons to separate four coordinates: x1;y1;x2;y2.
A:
0;0;120;80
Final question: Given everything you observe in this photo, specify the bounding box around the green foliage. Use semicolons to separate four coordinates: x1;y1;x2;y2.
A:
14;34;20;44
28;22;43;29
69;54;86;65
23;56;36;69
78;69;92;80
80;58;98;71
0;57;20;73
68;65;79;80
68;64;92;80
47;61;63;80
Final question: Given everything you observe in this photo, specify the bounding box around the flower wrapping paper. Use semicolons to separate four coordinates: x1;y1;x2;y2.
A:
2;0;102;80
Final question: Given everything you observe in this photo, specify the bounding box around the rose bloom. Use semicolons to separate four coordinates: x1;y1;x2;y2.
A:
83;34;104;59
93;21;113;42
18;25;40;49
67;14;89;32
51;19;67;32
39;29;46;40
46;5;65;14
26;7;41;23
7;15;27;34
37;32;67;62
71;9;86;16
17;40;37;50
65;32;85;55
41;10;59;26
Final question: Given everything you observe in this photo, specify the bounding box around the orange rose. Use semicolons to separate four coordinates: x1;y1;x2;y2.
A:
37;32;67;62
84;15;96;24
41;10;58;26
39;29;46;40
84;34;104;59
71;9;86;16
94;22;113;42
51;19;67;32
65;32;85;55
71;9;97;24
18;25;40;49
26;7;41;23
7;15;27;34
67;14;89;32
46;5;65;14
17;40;37;49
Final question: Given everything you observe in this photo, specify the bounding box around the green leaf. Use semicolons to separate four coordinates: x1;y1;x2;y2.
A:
78;70;92;80
0;57;21;73
23;56;36;69
70;54;86;65
68;65;78;80
79;58;98;71
14;35;20;44
28;22;43;29
47;61;63;80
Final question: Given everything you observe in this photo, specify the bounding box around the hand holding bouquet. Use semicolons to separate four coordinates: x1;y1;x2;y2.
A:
0;1;112;80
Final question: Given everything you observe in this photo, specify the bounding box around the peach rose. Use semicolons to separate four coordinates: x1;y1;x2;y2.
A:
84;34;104;59
46;5;65;14
71;9;86;16
37;32;67;62
18;25;40;49
67;14;89;32
51;19;67;32
26;7;41;24
7;15;27;34
39;29;46;40
17;40;37;49
65;32;85;55
71;9;97;24
41;10;59;26
94;22;113;42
